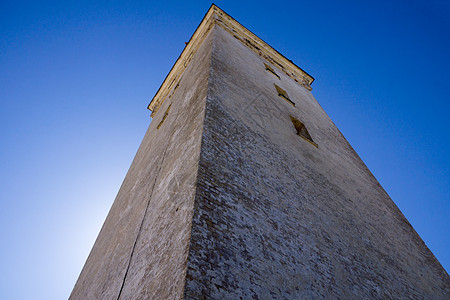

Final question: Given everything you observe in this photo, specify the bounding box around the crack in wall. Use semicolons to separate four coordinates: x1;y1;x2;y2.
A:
116;143;170;300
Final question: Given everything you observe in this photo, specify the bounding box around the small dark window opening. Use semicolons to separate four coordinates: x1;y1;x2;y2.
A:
264;63;280;79
290;115;318;147
169;82;180;99
274;84;295;106
157;104;172;129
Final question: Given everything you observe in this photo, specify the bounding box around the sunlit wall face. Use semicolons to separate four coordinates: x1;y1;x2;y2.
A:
0;1;449;299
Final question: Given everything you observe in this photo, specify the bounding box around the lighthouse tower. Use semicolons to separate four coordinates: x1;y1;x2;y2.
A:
70;5;449;299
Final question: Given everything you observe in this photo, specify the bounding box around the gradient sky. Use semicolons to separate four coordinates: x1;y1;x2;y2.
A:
1;1;449;299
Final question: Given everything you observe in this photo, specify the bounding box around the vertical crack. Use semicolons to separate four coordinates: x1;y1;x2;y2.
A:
116;135;171;299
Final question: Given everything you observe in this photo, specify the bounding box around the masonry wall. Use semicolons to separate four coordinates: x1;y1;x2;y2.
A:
70;28;213;300
71;21;449;299
184;26;449;299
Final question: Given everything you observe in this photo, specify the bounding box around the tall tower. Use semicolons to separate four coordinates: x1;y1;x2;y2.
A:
71;5;449;299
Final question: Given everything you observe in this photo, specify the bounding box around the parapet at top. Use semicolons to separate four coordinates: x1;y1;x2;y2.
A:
148;4;315;117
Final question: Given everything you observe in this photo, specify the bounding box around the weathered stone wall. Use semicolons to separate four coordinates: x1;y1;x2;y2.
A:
72;18;449;299
70;28;213;300
184;26;449;299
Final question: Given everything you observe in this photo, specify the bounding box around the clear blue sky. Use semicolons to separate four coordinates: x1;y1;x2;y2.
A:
1;1;449;299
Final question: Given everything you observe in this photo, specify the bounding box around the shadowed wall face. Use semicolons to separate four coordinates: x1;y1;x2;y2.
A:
184;26;449;299
70;27;214;300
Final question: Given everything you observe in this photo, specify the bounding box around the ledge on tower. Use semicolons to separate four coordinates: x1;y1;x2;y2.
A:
148;4;315;118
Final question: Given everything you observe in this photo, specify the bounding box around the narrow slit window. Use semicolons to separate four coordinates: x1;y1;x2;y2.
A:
274;84;295;106
157;104;172;129
264;63;280;79
290;115;318;148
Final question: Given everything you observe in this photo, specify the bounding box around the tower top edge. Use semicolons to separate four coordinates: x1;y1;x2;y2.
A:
148;4;315;116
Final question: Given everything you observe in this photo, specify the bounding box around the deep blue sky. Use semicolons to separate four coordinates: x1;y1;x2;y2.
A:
1;1;449;299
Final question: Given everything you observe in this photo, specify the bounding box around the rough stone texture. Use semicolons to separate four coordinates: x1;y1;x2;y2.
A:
70;27;213;300
71;18;449;299
184;26;449;299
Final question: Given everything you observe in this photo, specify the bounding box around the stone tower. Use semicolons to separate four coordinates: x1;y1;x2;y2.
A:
70;5;449;299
